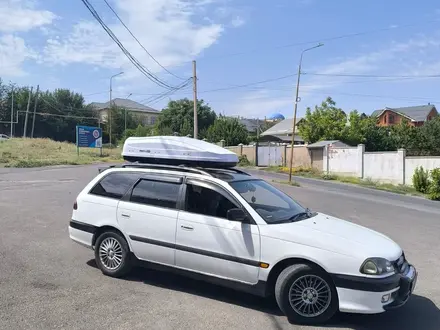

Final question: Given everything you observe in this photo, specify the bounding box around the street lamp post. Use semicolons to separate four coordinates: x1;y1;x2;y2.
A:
288;43;324;183
124;93;132;141
109;71;124;146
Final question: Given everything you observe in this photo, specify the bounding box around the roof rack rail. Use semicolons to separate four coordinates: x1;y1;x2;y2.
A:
205;167;251;176
120;163;213;177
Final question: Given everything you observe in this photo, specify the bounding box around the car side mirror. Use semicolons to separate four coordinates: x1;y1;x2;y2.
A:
227;208;248;223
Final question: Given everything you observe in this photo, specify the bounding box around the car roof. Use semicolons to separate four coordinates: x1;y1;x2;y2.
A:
100;164;255;183
202;168;255;182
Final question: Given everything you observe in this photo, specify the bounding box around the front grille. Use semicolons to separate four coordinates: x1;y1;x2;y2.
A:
394;253;409;274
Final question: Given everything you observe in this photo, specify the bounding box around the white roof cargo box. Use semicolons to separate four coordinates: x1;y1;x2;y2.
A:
122;136;238;168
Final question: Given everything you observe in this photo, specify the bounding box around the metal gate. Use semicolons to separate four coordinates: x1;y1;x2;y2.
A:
257;145;284;166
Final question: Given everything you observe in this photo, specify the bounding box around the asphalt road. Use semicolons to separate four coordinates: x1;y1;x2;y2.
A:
1;165;439;330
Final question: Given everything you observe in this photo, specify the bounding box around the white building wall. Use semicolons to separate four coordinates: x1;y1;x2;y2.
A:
328;147;359;176
405;157;440;185
364;152;403;184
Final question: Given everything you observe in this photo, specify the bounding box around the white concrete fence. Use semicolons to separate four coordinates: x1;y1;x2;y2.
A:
323;144;440;185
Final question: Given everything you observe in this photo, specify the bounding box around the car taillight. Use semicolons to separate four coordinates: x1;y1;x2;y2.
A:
73;201;78;210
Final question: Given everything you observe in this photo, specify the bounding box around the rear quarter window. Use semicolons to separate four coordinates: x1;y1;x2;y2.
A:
89;172;140;199
130;179;180;209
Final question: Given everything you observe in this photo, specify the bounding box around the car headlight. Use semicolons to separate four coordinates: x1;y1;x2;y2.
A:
360;258;395;275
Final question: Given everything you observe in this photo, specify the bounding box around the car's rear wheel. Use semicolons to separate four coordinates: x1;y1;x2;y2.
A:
275;264;338;325
94;231;132;277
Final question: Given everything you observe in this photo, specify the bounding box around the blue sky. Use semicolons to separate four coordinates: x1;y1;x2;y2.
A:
2;0;440;119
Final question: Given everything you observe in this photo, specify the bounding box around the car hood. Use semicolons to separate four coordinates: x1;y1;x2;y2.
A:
260;212;402;261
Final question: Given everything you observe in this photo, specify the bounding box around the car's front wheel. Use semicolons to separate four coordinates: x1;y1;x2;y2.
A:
275;264;338;325
94;231;132;278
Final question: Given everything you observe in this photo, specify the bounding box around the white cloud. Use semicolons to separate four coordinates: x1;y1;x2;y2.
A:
43;0;225;79
301;35;440;95
225;90;291;118
0;35;35;77
231;16;245;28
0;0;56;32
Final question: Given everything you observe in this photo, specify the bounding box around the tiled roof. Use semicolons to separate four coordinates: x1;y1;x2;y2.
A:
371;105;436;122
307;140;349;148
90;98;159;113
238;118;260;132
260;118;304;136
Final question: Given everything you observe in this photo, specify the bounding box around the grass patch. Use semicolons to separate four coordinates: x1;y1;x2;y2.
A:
0;138;122;168
272;179;301;187
262;166;423;197
265;166;320;177
325;174;420;195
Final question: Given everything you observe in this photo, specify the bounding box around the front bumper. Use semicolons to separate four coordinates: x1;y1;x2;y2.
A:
384;265;418;310
332;264;417;314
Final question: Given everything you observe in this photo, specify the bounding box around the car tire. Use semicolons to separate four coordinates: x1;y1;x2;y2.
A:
275;264;338;325
94;231;132;278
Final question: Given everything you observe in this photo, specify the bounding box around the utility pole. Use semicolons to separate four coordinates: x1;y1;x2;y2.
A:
288;43;324;183
109;72;124;146
23;87;33;138
10;88;14;137
193;60;198;139
255;117;260;166
31;85;40;138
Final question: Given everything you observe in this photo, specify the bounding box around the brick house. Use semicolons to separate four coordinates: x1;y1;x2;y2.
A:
371;104;438;127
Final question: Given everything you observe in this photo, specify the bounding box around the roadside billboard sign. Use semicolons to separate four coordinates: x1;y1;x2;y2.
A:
76;125;102;155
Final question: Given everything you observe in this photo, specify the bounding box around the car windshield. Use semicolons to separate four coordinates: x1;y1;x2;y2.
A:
229;179;315;224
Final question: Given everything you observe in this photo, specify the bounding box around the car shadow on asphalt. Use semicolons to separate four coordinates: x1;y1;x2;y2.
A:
324;295;440;330
86;260;283;316
87;260;439;329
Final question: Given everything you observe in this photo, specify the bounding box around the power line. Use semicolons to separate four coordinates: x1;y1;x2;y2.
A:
40;97;97;114
193;72;440;95
83;91;108;97
199;19;440;60
202;75;438;93
102;0;186;80
17;111;99;121
139;80;191;104
140;79;193;106
198;73;299;94
301;90;440;103
305;72;440;78
80;0;178;90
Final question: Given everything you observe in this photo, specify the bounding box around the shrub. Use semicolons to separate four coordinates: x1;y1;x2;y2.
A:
321;173;336;180
428;168;440;200
412;166;430;193
238;155;251;166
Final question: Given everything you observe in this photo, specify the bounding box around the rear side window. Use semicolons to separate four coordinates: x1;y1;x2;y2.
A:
130;179;180;209
90;172;139;199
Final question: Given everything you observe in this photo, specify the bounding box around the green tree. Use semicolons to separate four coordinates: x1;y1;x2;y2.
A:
206;116;248;146
419;116;440;155
156;98;216;136
0;86;98;142
106;107;139;145
388;120;423;154
342;110;370;146
298;97;347;143
121;124;154;144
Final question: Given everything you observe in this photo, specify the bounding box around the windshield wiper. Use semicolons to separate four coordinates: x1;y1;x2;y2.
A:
270;208;312;224
288;208;312;222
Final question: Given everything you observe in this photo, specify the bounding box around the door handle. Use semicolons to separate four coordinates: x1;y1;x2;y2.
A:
121;213;131;218
181;225;194;231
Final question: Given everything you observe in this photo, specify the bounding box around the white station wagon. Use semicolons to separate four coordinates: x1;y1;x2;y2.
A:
69;137;417;324
69;163;417;324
